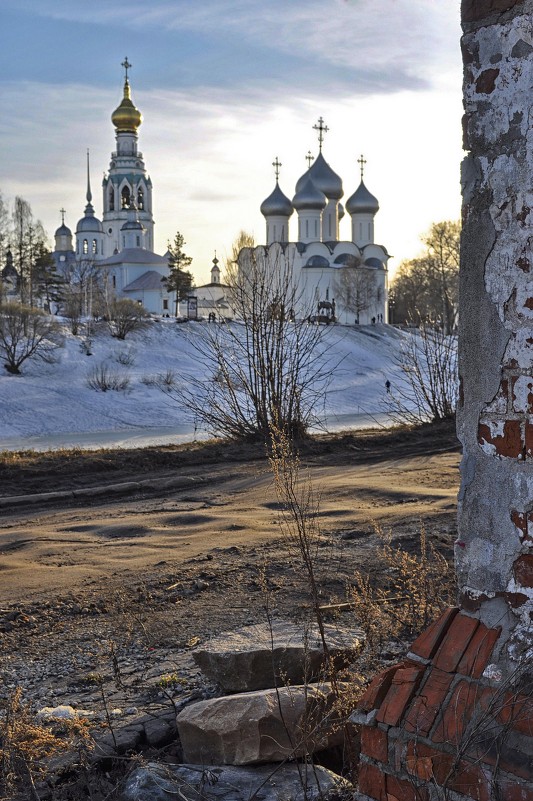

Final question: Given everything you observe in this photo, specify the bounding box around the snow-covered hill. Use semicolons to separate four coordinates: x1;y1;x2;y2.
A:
0;320;411;450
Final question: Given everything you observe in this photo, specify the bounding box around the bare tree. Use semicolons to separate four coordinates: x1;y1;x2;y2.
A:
0;303;64;374
107;298;149;340
223;230;255;287
384;323;457;424
333;264;376;323
165;247;334;441
390;220;460;332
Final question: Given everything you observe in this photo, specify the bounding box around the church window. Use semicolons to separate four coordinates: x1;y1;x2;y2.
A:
92;239;97;254
83;239;88;255
315;220;318;237
122;236;126;248
368;222;372;240
306;220;309;238
121;186;131;209
136;236;140;247
281;225;285;241
328;214;332;237
137;187;144;210
359;223;363;239
112;275;116;289
109;188;115;211
377;287;383;302
163;299;169;310
326;287;329;300
273;225;276;240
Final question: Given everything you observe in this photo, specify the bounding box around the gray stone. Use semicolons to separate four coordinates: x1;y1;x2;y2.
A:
120;761;353;801
176;682;346;765
193;620;363;692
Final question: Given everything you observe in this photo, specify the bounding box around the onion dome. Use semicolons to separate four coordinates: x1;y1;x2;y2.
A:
295;153;343;200
346;180;379;215
292;177;327;211
76;206;103;233
338;202;345;221
111;79;143;132
260;182;294;217
55;222;72;238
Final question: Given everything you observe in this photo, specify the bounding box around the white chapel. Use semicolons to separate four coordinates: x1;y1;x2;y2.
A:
239;119;390;325
53;59;173;316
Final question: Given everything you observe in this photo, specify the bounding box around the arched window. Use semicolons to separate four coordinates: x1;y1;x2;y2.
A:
122;236;126;248
109;187;115;211
359;222;363;239
326;287;330;301
136;236;140;247
83;239;88;255
273;224;277;240
305;220;309;238
112;275;116;289
368;223;372;239
328;214;332;237
121;186;131;209
315;220;318;237
92;239;97;254
137;187;144;210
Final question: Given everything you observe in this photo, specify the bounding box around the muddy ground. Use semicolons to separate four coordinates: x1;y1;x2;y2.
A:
0;422;461;797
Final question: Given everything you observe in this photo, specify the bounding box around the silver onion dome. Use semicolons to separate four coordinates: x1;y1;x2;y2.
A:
76;210;103;234
346;180;379;215
292;177;327;211
260;182;294;217
338;202;345;221
55;223;72;237
295;153;343;200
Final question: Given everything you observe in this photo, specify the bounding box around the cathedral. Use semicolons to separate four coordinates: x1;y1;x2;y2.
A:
239;119;390;325
53;59;173;316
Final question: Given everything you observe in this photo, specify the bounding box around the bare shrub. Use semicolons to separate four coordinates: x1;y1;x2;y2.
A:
114;346;136;366
384;324;457;424
86;362;130;392
0;687;92;799
165;248;336;441
107;299;148;340
141;368;177;389
0;302;64;374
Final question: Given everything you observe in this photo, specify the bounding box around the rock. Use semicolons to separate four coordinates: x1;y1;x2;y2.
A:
176;683;345;765
120;761;352;801
192;620;363;692
143;715;175;747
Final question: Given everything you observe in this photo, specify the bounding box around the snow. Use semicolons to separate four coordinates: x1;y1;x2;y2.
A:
0;319;412;451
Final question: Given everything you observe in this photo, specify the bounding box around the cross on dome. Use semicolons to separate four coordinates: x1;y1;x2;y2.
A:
272;157;282;181
313;117;329;151
121;57;132;81
358;154;367;180
306;151;314;168
60;208;66;225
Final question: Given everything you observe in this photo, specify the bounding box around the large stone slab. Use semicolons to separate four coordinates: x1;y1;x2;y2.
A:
121;761;353;801
176;682;346;765
193;620;363;692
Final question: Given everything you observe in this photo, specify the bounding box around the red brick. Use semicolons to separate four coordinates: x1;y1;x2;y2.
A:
361;726;389;764
433;679;479;746
456;622;501;678
357;664;401;713
462;1;527;25
405;740;454;782
409;607;459;660
498;692;533;736
376;665;426;727
513;554;533;588
386;773;428;801
404;668;454;735
526;421;533;459
511;509;527;536
500;780;533;801
478;419;524;458
446;760;493;801
433;613;479;673
358;761;387;801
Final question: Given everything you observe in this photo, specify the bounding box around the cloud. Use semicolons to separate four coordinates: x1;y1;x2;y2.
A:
9;0;460;93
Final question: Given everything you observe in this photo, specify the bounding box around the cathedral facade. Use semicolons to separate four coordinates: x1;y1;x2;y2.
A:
239;120;389;325
53;60;172;316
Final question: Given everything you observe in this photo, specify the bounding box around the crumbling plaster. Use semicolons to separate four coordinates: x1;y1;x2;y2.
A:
458;5;533;655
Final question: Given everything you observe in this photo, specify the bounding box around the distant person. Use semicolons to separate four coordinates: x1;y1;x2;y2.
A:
372;316;376;325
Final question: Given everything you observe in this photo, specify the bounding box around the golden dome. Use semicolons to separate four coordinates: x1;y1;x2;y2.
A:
111;79;143;132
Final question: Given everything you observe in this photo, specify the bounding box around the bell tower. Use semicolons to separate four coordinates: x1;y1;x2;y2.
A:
102;58;154;256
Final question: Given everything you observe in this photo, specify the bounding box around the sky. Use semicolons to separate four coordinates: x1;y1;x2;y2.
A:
0;0;463;285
